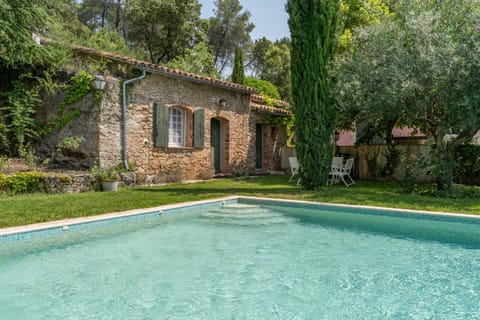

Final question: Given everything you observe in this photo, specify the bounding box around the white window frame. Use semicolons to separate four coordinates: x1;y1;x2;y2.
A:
168;107;186;147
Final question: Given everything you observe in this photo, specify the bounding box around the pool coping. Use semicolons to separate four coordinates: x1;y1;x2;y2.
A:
240;196;480;220
1;196;479;238
0;196;239;238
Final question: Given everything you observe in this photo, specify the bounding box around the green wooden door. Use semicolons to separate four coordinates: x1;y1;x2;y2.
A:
211;118;221;173
256;124;263;171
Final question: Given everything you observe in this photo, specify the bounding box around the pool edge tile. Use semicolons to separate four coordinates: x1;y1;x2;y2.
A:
0;196;240;241
1;195;479;243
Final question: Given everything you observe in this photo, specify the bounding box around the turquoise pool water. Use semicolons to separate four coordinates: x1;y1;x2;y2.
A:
1;199;479;319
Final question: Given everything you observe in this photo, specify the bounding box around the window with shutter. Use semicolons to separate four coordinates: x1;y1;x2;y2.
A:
168;107;185;147
153;104;204;149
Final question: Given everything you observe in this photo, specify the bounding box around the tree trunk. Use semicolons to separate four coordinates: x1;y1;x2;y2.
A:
433;131;453;192
114;0;122;31
101;0;109;29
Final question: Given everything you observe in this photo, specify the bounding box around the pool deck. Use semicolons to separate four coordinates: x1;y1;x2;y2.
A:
1;196;479;239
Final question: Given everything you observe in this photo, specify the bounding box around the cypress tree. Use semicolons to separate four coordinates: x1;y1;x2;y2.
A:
231;46;245;84
287;0;339;189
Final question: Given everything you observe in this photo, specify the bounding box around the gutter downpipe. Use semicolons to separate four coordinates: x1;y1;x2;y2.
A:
122;69;146;171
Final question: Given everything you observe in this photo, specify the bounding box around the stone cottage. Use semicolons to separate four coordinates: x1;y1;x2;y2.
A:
38;39;291;181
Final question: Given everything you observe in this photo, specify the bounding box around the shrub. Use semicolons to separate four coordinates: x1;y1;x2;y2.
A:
454;144;480;185
0;156;12;173
90;165;120;181
0;172;46;194
399;154;421;193
244;77;281;100
56;136;85;154
60;72;94;108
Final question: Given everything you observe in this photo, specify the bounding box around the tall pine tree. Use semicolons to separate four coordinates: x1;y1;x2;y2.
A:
231;46;245;84
287;0;339;189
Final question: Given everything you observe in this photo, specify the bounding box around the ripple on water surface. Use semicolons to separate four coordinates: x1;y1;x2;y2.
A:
0;203;479;319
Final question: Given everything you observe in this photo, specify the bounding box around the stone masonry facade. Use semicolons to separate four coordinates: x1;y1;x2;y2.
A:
36;40;290;182
97;73;287;180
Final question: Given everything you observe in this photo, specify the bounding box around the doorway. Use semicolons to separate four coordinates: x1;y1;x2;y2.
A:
211;118;221;173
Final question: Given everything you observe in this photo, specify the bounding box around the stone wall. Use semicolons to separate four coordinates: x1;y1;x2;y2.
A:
39;172;135;193
41;174;96;193
38;70;288;181
36;86;102;168
249;113;288;173
97;77;122;169
101;73;259;180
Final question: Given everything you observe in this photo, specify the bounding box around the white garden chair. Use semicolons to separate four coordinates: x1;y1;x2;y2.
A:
328;156;344;185
330;158;355;187
288;157;301;185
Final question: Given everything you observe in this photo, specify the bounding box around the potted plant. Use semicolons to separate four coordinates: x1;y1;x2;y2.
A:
98;168;120;191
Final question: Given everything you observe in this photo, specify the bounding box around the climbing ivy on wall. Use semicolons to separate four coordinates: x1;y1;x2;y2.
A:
46;71;99;132
263;114;295;145
60;72;94;109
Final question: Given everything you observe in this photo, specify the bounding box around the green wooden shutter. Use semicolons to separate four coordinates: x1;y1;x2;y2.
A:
193;109;205;148
153;103;168;147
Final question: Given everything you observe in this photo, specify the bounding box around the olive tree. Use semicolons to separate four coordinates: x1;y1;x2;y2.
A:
336;0;480;191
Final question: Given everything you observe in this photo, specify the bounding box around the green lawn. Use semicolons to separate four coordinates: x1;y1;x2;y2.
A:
0;176;479;229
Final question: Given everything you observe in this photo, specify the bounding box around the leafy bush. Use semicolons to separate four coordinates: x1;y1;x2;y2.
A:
454;144;480;185
44;72;94;132
0;172;46;194
0;156;12;173
398;153;421;193
56;136;85;153
244;77;281;100
60;71;94;108
85;29;133;57
19;147;37;170
418;185;480;199
0;81;41;156
90;165;120;181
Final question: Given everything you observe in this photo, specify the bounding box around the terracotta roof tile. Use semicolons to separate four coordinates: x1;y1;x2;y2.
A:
251;94;291;108
250;102;292;116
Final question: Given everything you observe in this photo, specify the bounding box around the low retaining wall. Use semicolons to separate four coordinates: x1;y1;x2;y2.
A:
39;171;181;193
41;174;96;193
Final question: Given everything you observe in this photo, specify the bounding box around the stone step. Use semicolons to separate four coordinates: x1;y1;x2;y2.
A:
199;204;295;226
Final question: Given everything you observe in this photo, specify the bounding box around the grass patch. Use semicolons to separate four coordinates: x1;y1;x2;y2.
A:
0;176;479;229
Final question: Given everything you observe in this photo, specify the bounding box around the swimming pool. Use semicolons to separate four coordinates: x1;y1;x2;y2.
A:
1;197;479;319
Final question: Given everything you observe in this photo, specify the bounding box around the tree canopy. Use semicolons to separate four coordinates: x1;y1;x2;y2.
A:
338;0;392;51
336;0;480;190
1;0;56;68
0;0;73;156
207;0;254;74
125;0;204;64
231;46;245;84
247;38;292;101
78;0;125;32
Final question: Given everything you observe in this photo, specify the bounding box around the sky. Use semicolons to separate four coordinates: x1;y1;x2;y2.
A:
199;0;290;41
